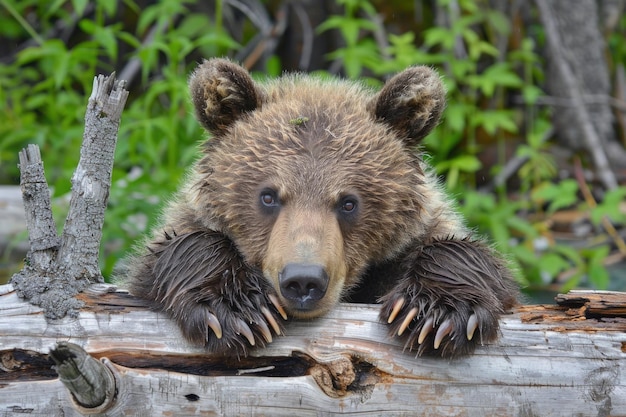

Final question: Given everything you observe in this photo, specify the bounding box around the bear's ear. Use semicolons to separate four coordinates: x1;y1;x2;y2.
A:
189;59;264;136
368;66;446;147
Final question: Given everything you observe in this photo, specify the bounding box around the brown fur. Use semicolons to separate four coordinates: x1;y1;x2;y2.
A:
127;58;518;358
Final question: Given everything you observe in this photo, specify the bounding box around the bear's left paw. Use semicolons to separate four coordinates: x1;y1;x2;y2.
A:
379;239;518;358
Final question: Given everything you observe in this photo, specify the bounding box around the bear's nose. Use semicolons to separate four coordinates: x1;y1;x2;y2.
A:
279;263;329;310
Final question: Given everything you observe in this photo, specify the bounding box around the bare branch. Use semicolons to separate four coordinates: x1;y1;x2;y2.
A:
56;74;129;282
291;1;314;70
16;145;60;271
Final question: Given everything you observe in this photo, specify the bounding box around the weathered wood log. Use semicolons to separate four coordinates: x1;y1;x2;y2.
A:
1;283;625;416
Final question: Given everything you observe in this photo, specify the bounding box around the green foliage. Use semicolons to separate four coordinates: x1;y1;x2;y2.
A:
0;0;238;276
323;0;620;291
590;187;626;226
316;0;380;79
531;180;579;215
1;0;621;292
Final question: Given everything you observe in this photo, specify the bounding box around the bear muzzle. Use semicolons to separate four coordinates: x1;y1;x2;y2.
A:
279;263;329;311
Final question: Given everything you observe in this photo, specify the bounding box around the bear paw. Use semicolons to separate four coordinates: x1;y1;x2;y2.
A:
137;230;289;356
379;239;518;358
175;290;287;355
381;292;500;357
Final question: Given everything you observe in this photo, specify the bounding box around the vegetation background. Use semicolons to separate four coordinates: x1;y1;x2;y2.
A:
1;0;625;299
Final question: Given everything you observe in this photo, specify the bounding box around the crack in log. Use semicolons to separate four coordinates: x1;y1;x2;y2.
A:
0;347;385;399
0;349;56;381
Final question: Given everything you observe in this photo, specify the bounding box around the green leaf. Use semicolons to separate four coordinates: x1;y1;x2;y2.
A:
117;31;141;49
193;31;240;53
137;4;161;35
467;63;523;96
522;85;543;105
177;14;212;38
582;246;610;289
485;10;511;35
531;180;579;213
483;63;523;87
79;21;118;59
590;186;626;225
438;155;481;177
552;244;583;265
424;27;456;50
71;0;89;16
506;216;538;239
538;252;570;279
317;16;346;33
444;103;468;134
97;0;118;17
509;244;540;274
473;110;518;135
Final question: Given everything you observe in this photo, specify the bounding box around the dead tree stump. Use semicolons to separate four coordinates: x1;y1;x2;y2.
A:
10;73;128;319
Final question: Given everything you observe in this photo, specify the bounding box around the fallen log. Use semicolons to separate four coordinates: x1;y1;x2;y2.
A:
1;283;625;416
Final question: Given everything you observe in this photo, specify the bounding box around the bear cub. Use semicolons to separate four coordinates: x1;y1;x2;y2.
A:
128;58;518;358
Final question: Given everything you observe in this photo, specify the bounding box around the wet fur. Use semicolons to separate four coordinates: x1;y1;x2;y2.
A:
127;58;518;358
376;238;518;357
130;230;282;354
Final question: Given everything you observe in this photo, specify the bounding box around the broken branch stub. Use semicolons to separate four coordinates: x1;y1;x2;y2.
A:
17;144;60;271
50;342;118;413
10;73;128;319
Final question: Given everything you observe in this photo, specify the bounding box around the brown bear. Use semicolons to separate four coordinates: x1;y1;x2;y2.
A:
128;58;518;358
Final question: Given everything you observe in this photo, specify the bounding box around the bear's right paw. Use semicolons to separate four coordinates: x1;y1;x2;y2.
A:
140;230;289;356
175;292;287;355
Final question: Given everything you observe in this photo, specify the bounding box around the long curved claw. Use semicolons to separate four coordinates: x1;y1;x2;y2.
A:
268;294;288;321
261;306;281;336
397;307;419;336
207;312;223;339
417;316;434;345
434;319;453;350
235;319;255;346
387;298;405;324
466;313;478;341
256;318;272;343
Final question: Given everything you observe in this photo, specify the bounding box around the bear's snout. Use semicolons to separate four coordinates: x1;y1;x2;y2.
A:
279;263;329;310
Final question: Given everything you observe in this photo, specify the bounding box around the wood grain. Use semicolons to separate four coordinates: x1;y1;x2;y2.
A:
1;283;625;416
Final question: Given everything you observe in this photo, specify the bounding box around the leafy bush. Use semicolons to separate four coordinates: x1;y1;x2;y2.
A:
1;0;623;291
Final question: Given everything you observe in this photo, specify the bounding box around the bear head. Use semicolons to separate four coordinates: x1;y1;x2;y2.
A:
186;59;445;319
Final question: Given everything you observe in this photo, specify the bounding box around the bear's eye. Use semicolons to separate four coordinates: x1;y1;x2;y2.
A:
261;193;275;206
342;200;356;213
338;195;359;216
259;188;280;208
